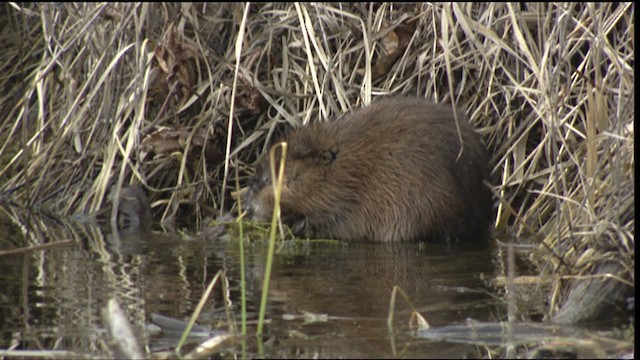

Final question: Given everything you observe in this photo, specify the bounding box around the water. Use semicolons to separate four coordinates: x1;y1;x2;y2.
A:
0;209;630;358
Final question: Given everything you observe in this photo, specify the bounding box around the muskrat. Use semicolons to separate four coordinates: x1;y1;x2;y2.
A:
247;97;492;242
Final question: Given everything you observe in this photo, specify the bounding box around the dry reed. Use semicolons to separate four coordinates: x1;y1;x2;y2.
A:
0;3;634;322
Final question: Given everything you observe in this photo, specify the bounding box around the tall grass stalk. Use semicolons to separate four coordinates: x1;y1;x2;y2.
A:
220;2;251;216
256;142;287;336
234;165;248;358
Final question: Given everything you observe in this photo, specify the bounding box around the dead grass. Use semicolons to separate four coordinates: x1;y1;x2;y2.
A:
0;3;634;321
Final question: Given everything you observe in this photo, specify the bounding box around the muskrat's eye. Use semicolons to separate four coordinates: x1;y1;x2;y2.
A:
315;149;338;165
251;166;271;191
260;172;270;187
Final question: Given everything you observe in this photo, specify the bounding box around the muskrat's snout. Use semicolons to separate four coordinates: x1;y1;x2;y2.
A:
245;162;276;221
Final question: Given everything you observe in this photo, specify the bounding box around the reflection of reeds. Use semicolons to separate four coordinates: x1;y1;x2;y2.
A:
176;270;223;353
0;3;634;325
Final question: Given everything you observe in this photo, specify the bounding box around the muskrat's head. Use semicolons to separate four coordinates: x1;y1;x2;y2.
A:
246;126;339;232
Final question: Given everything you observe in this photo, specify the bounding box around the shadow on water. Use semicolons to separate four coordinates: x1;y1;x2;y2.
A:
0;206;632;358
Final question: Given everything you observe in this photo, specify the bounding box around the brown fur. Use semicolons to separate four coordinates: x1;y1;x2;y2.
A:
247;97;492;242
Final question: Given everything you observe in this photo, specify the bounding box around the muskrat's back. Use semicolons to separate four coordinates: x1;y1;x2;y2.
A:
248;97;492;242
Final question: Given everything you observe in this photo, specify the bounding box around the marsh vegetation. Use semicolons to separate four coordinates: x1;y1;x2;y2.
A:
0;3;634;358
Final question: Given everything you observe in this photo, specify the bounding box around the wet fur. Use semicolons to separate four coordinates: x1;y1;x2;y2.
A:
248;97;492;242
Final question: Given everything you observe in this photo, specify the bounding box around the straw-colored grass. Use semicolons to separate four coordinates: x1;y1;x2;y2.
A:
0;3;634;322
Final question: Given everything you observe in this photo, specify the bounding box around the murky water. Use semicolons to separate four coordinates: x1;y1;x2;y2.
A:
0;209;631;358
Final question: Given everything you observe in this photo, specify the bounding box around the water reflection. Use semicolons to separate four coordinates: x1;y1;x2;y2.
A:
0;209;500;358
266;240;494;318
259;241;496;358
